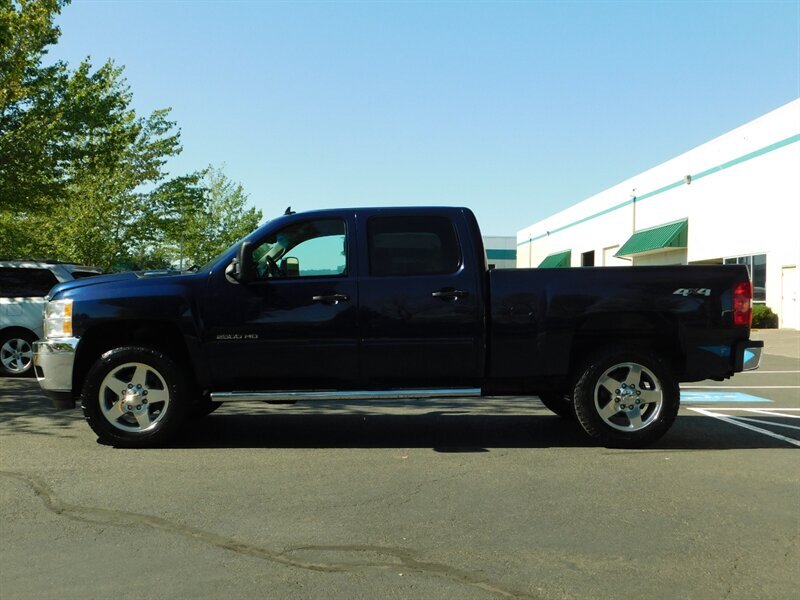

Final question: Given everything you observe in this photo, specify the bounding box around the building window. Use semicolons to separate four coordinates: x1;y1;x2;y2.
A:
724;254;766;303
581;250;595;267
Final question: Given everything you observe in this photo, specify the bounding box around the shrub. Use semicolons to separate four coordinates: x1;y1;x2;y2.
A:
752;305;779;328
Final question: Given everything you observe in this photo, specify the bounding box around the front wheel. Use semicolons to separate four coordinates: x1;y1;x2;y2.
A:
572;346;679;448
81;347;190;447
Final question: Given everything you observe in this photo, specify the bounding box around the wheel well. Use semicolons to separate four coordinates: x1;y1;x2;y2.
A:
73;321;195;396
0;326;38;342
569;333;684;381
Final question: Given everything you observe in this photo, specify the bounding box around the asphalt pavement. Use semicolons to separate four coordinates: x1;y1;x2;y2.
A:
1;331;798;599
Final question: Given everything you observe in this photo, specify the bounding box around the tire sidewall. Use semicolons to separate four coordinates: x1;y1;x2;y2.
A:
81;346;189;447
573;346;679;448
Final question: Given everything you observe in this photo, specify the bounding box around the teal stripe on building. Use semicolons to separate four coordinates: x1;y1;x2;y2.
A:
518;133;800;247
486;249;517;260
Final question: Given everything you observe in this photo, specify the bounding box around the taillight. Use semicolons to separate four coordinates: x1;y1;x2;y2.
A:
733;281;752;326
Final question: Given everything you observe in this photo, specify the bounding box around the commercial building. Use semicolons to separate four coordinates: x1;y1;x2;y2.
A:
517;99;800;329
482;236;517;269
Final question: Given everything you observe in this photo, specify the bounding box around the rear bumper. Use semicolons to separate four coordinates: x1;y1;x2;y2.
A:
734;339;763;372
33;338;79;409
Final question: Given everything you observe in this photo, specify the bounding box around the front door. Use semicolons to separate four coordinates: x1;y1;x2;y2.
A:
203;216;359;390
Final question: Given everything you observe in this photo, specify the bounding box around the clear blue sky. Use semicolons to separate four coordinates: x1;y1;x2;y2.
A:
49;1;799;235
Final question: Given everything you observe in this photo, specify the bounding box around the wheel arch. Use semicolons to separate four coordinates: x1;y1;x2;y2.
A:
73;320;196;396
569;312;685;380
0;325;39;341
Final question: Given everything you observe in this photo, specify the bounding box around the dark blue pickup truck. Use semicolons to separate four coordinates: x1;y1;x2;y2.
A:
34;207;762;448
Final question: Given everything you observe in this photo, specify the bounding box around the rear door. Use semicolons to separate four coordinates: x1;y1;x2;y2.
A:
356;210;484;388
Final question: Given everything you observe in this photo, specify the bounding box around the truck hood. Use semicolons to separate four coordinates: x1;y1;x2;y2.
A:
48;270;195;299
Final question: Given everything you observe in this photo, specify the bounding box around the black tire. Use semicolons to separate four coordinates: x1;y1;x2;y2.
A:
81;346;190;448
572;346;679;448
538;392;575;420
0;329;37;377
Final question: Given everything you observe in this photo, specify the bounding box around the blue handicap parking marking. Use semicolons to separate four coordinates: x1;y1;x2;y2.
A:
680;391;772;404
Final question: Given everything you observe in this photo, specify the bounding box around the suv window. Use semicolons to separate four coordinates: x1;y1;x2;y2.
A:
70;270;102;279
368;216;461;276
0;267;59;297
252;219;347;279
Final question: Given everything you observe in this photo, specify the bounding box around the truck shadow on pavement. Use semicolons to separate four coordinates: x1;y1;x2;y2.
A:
171;404;796;451
0;378;83;437
2;379;794;450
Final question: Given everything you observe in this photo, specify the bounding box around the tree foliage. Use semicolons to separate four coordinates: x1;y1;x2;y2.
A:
0;1;263;271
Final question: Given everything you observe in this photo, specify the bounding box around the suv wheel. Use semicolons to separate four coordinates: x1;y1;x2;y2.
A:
81;347;189;447
0;330;36;377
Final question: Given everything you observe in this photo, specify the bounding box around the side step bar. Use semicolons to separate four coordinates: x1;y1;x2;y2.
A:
210;388;482;403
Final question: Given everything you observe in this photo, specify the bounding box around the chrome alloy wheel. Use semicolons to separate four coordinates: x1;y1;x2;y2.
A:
593;362;663;432
1;337;33;374
98;362;170;432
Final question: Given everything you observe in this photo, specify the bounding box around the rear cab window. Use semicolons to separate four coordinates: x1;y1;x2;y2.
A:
367;216;461;276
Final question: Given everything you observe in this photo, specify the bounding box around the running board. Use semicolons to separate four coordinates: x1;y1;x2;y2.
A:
210;388;482;403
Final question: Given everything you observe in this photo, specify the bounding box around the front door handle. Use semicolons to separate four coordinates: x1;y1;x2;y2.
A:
312;294;350;305
431;288;469;300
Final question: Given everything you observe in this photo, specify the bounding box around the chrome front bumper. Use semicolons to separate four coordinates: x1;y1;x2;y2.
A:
33;338;79;408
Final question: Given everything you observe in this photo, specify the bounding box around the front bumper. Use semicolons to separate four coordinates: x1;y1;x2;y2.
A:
33;338;79;409
735;339;764;372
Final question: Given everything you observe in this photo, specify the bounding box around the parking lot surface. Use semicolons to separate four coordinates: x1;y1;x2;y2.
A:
1;331;798;599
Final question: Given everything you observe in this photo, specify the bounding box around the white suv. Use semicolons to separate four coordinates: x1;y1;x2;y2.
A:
0;261;102;376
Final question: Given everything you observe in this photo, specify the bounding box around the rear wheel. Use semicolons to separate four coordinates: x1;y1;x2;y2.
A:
572;346;679;448
0;330;36;377
81;347;189;447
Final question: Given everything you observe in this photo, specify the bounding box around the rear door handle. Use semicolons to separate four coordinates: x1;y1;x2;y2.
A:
431;289;469;300
312;294;350;305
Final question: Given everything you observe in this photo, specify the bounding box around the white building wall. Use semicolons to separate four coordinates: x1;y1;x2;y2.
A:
483;236;517;269
517;98;800;327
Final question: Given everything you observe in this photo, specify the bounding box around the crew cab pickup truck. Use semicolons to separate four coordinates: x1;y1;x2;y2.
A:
34;207;762;448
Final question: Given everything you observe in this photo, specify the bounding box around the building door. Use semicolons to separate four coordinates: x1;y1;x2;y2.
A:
781;266;799;329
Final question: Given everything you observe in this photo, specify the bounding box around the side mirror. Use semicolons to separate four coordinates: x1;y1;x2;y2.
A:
281;256;300;277
234;241;254;283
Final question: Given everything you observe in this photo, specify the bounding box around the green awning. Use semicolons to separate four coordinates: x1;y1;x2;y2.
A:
616;219;688;257
538;250;571;268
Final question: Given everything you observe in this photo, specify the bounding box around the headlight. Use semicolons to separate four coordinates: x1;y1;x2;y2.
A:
44;299;73;338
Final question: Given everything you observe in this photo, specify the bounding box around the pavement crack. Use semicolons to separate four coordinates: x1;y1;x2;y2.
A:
1;470;536;599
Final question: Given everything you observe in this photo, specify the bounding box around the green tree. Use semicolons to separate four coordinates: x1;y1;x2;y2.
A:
0;1;183;269
1;0;80;212
0;2;261;270
152;166;263;269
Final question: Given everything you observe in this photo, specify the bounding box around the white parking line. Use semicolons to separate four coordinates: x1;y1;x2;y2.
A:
727;416;800;431
740;370;800;374
740;408;800;419
688;407;800;447
682;386;800;389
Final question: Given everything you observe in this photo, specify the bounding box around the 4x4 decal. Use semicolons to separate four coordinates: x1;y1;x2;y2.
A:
673;288;712;297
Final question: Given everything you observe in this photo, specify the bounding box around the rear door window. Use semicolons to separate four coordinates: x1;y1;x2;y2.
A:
70;270;102;279
367;216;461;276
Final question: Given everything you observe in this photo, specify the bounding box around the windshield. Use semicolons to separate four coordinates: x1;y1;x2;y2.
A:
198;239;243;273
